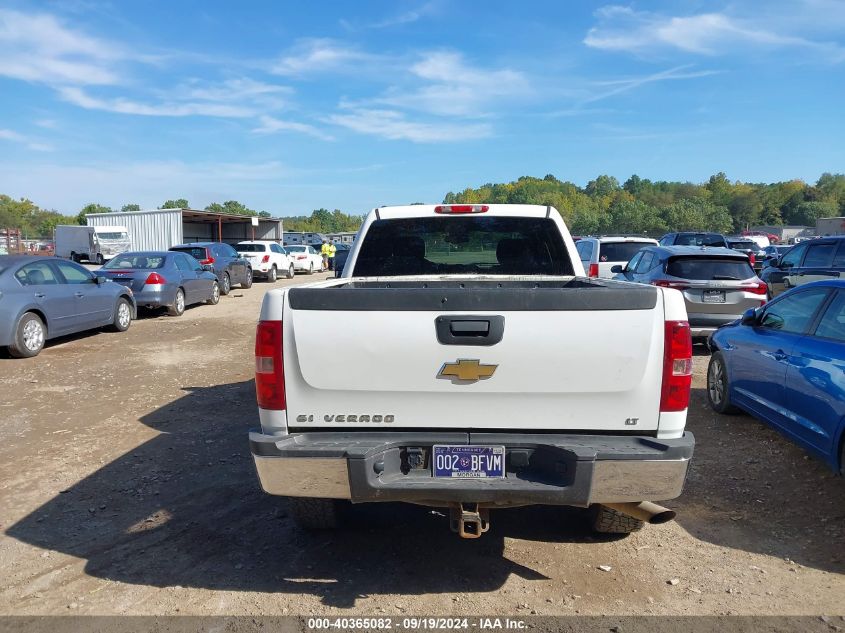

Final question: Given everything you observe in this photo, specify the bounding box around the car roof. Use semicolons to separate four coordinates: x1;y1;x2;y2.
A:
170;242;217;248
794;279;845;290
115;250;171;257
651;245;747;258
0;255;53;266
593;236;658;243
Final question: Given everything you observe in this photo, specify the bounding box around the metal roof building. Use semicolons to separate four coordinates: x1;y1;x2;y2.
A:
86;208;283;251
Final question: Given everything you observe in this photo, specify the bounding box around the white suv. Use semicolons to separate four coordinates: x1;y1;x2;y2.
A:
235;241;294;282
576;236;658;279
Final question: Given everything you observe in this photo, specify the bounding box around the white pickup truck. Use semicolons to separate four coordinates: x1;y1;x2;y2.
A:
250;204;694;538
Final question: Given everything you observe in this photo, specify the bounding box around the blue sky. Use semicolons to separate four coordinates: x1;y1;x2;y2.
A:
0;0;843;216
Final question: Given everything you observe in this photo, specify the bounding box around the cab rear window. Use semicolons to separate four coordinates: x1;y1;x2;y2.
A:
354;216;574;276
667;257;754;280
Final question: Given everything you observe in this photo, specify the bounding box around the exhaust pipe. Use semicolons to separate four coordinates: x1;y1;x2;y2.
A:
603;501;676;524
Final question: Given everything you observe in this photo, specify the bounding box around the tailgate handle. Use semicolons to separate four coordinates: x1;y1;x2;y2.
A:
436;315;504;346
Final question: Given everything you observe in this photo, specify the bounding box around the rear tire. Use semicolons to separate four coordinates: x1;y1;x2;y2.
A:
287;497;339;530
220;273;231;295
8;312;45;358
707;351;740;414
111;298;132;332
96;254;104;265
70;252;78;263
590;504;644;535
268;266;277;283
207;281;220;305
167;288;186;317
307;262;314;275
287;264;295;279
242;268;253;289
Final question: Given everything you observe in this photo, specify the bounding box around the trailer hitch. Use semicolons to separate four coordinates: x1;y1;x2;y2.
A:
449;502;490;539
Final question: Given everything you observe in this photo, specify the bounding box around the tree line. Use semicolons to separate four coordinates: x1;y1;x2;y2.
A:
443;172;845;236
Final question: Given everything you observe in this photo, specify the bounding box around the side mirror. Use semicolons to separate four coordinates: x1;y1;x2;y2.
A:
93;275;106;285
741;308;758;326
610;265;623;274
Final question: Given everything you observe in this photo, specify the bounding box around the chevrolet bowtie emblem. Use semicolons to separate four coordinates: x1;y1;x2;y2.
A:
437;359;498;384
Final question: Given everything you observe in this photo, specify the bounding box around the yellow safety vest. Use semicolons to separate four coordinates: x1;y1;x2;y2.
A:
329;244;337;258
321;243;331;256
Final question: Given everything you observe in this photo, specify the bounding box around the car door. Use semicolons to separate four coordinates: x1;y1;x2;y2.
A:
222;243;247;283
173;253;198;304
784;240;841;292
766;242;808;298
782;290;845;461
271;243;288;269
729;287;830;425
51;259;114;329
615;251;643;282
630;251;656;284
13;261;76;336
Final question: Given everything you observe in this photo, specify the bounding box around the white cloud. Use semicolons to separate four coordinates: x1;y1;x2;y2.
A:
345;2;437;30
271;39;379;76
0;8;123;85
584;5;845;60
583;65;721;103
252;115;334;141
0;128;53;151
328;108;490;143
58;86;258;117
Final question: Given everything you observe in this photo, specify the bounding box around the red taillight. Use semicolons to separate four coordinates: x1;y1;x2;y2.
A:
261;254;270;263
653;280;689;291
296;255;306;260
255;320;285;410
434;204;489;214
144;272;166;285
588;263;599;277
748;253;755;266
200;250;214;265
745;281;768;295
660;321;692;412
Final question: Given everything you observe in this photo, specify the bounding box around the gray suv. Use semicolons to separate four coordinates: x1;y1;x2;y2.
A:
169;242;252;295
612;245;769;340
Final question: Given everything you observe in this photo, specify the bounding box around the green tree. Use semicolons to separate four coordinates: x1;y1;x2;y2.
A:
77;203;112;225
161;199;189;209
605;200;666;235
662;199;733;233
121;203;141;212
585;175;621;198
788;201;838;227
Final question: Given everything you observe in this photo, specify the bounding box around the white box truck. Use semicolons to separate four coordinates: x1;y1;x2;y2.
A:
54;225;102;264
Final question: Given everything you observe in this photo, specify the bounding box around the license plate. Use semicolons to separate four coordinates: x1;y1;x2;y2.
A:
433;445;505;478
702;289;726;303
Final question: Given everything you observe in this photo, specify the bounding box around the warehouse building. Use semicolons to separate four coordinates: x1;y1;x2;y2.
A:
86;208;283;251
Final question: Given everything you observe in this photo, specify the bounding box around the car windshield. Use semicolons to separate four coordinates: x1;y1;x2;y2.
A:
104;254;166;269
171;247;207;260
236;244;266;252
667;257;754;280
675;233;725;246
599;242;649;262
287;246;306;252
354;216;573;276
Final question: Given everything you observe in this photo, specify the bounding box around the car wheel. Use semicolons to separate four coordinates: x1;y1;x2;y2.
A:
167;288;186;317
706;351;739;414
307;262;314;275
590;504;644;535
268;266;277;283
97;254;104;265
287;264;295;279
220;273;231;295
111;298;132;332
242;268;253;289
207;281;220;305
8;312;46;358
287;497;342;530
70;251;78;263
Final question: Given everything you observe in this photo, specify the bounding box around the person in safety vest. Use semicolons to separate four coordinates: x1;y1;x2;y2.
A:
328;241;337;271
320;240;331;270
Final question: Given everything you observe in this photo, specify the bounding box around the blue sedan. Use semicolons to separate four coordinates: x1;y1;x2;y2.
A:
707;280;845;474
0;255;136;358
97;251;220;316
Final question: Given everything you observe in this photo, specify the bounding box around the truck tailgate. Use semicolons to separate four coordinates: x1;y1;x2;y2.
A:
282;281;665;432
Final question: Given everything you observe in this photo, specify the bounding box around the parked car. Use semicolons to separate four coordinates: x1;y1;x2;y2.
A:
285;244;323;274
235;241;294;282
759;236;845;300
0;255;135;358
707;280;845;475
725;238;765;267
332;243;353;277
168;242;252;294
762;244;792;263
612;245;768;341
97;251;219;316
575;236;658;278
659;232;729;248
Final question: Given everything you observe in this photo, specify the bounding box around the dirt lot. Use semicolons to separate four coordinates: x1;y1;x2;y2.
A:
0;272;843;618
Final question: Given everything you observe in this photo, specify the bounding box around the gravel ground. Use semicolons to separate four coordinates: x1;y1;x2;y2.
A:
0;273;843;617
